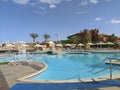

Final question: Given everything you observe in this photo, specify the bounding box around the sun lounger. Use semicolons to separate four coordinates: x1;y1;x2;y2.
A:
9;60;19;65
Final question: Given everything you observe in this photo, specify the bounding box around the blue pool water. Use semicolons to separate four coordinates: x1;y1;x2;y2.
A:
1;52;120;80
29;52;120;80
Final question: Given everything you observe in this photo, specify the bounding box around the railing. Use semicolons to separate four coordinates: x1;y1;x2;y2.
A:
90;57;120;80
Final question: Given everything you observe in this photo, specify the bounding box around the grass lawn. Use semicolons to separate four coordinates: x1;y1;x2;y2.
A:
0;62;9;65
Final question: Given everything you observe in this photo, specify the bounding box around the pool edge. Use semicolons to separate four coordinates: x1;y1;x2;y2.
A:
17;61;120;83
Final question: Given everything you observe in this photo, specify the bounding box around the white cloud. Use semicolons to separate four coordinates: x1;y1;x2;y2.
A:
2;0;72;9
95;17;102;21
1;0;72;14
89;0;98;4
39;0;61;4
39;0;61;8
81;0;98;6
110;19;120;24
50;4;56;8
12;0;30;4
38;0;73;8
81;0;88;5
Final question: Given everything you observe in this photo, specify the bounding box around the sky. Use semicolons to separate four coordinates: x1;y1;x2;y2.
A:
0;0;120;43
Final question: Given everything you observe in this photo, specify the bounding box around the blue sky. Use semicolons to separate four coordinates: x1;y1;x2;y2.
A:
0;0;120;43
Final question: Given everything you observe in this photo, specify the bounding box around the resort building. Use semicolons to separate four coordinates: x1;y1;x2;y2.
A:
67;29;118;43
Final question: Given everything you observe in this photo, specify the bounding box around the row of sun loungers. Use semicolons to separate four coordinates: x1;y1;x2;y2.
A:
9;59;32;65
64;49;90;54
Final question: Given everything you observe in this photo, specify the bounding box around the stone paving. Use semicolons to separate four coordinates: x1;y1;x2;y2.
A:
0;62;43;90
0;69;9;90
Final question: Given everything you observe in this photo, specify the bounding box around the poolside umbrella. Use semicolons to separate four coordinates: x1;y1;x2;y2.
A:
5;44;15;47
95;42;106;45
86;42;94;49
5;44;15;50
55;44;63;47
48;41;55;48
35;44;44;51
95;42;106;49
65;44;72;49
106;42;114;45
48;41;55;44
21;44;29;47
87;42;94;46
35;44;43;47
65;44;72;47
106;42;114;48
77;43;84;46
77;43;84;49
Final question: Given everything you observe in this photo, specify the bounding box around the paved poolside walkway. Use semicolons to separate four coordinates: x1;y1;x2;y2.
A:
0;62;44;90
0;62;120;90
9;80;120;90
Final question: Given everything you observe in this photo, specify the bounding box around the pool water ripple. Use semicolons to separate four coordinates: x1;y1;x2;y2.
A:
28;52;120;81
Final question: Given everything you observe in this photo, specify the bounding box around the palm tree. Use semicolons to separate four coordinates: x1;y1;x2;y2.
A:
69;36;80;44
82;33;92;50
68;36;81;49
108;34;118;43
30;33;39;43
43;34;50;41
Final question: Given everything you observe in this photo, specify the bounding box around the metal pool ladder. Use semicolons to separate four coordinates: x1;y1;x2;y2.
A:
90;57;120;80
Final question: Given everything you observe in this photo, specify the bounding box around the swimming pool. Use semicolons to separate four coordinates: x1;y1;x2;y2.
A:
1;52;120;81
28;52;120;81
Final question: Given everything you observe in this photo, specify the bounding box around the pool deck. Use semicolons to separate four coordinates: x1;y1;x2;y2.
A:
0;61;45;90
86;49;120;52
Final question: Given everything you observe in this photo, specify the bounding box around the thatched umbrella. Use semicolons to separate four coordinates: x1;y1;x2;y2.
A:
35;44;43;47
48;41;55;48
21;44;29;47
55;44;63;47
86;42;94;49
87;42;94;46
5;44;15;47
106;42;114;48
77;43;84;46
95;41;106;45
106;42;114;45
35;44;44;50
65;44;72;47
5;44;15;50
95;41;106;49
77;43;84;49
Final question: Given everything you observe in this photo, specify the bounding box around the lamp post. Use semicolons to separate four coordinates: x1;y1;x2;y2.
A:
55;33;60;44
